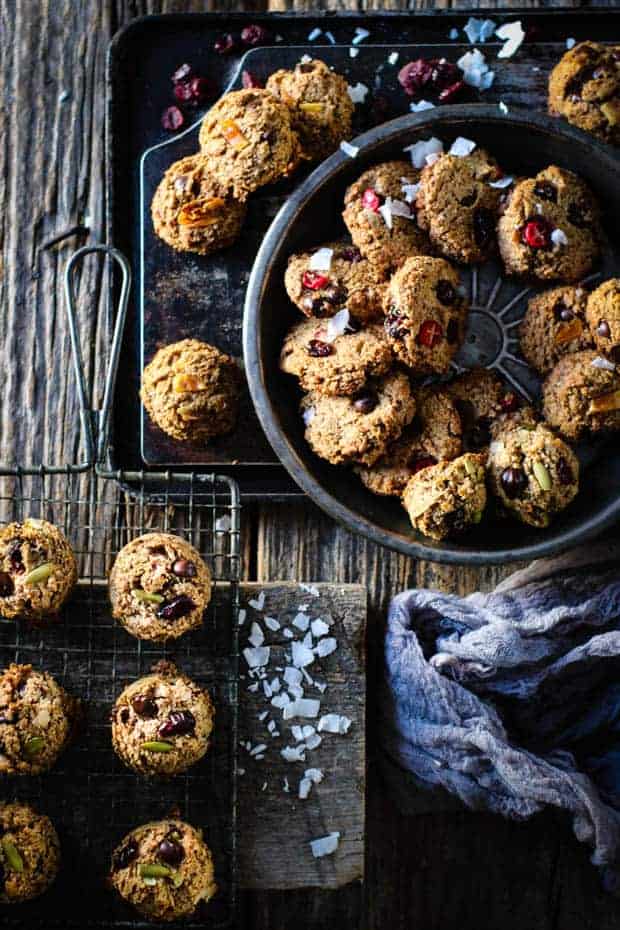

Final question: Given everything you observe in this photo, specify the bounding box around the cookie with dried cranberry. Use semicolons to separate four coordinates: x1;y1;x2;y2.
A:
266;58;354;161
0;664;79;775
111;661;214;777
151;154;246;256
109;819;217;922
284;240;386;323
355;385;462;497
415;147;504;264
520;284;593;375
383;255;468;374
489;424;579;528
141;339;240;443
301;370;416;466
0;803;60;903
497;165;601;282
542;349;620;440
402;453;487;541
0;518;77;622
586;278;620;362
342;160;431;273
446;369;533;450
548;41;620;146
109;533;211;642
280;318;392;396
198;89;301;198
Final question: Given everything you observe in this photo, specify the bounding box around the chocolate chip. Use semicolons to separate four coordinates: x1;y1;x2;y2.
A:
337;246;362;263
533;181;557;202
436;280;457;306
0;573;13;597
554;300;574;323
597;320;611;339
323;285;347;306
7;542;24;574
353;393;378;414
557;457;574;486
500;467;528;499
158;837;185;866
466;418;491;451
459;190;478;208
306;339;333;358
473;207;495;248
568;201;590;229
172;559;197;578
157;595;196;621
113;839;138;871
444;506;467;534
131;694;158;718
158;710;196;738
119;708;130;725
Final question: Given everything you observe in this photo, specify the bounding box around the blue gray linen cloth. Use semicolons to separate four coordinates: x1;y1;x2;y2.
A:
381;541;620;886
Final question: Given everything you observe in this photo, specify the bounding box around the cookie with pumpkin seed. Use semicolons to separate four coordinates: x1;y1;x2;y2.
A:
0;802;61;903
151;154;246;256
0;518;77;621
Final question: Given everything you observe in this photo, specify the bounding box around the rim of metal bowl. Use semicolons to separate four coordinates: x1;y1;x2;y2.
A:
243;104;620;565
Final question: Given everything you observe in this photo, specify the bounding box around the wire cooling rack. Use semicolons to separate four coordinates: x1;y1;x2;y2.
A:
0;247;242;927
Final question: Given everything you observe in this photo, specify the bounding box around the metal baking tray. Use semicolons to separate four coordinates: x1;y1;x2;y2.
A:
106;9;620;497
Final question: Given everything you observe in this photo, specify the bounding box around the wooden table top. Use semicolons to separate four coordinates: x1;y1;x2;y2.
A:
4;1;619;927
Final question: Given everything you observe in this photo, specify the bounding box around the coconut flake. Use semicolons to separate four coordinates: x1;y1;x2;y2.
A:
283;777;290;792
271;693;291;709
314;680;328;694
340;140;359;158
315;637;338;658
464;17;497;44
284;667;304;688
302;406;315;426
215;514;231;533
410;99;435;113
499;100;509;115
592;356;616;371
283;628;295;639
249;591;266;611
311;618;330;637
250;743;267;756
258;710;269;722
352;27;370;45
292;641;315;668
457;48;495;90
249;621;264;648
348;82;369;104
310;832;340;858
305;767;324;784
281;745;306;763
300;54;312;64
326;308;352;342
244;646;270;669
489;174;513;189
308;27;322;41
449;136;477;157
309;247;333;272
299;583;320;596
265;616;280;631
247;681;260;692
349;47;359;59
566;37;576;50
388;51;399;65
551;228;569;247
403;136;444;169
238;608;247;626
318;713;352;734
449;27;459;40
496;21;525;59
283;698;321;720
299;777;313;799
303;631;314;650
306;733;323;750
379;196;412;230
401;181;421;204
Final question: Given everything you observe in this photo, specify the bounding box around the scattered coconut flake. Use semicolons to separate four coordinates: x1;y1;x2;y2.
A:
261;781;268;791
244;646;270;669
302;406;315;426
283;698;321;720
306;733;323;750
388;51;399;65
410;99;435;113
276;34;283;42
250;743;267;756
292;611;310;632
592;356;616;371
271;693;291;709
299;777;313;799
379;196;413;230
326;308;352;342
314;680;328;694
291;725;305;742
566;37;576;50
301;666;314;685
283;628;295;639
238;608;247;626
340;140;359;158
457;48;495;90
248;681;260;692
311;618;330;637
448;27;459;40
265;616;280;631
499;100;509;115
300;54;312;64
238;767;246;776
292;641;316;668
249;621;264;648
299;583;320;596
270;676;281;693
325;31;336;45
283;776;290;792
263;679;273;698
249;591;266;611
349;47;359;59
309;247;333;272
282;745;306;762
267;720;278;734
305;767;324;784
404;136;444;169
255;755;265;761
302;725;316;740
310;832;340;858
348;82;369;104
258;710;269;722
215;514;231;533
315;637;338;658
352;27;370;45
318;713;352;734
284;667;304;688
551;228;569;247
401;181;420;204
489;175;513;188
449;136;477;157
496;21;525;59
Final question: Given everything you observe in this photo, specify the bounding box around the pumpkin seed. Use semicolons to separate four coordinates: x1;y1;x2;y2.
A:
471;509;483;524
24;736;45;757
533;461;552;491
24;563;54;585
132;589;164;605
1;837;24;872
139;863;172;879
141;740;174;753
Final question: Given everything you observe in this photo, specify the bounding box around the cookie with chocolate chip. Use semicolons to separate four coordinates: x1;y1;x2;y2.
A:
542;348;620;440
585;278;620;362
402;453;487;541
549;41;620;146
520;284;593;375
446;369;536;450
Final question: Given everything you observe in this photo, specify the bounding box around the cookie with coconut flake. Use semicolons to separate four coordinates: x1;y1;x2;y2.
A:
542;349;620;440
520;284;592;375
586;278;620;363
548;41;620;146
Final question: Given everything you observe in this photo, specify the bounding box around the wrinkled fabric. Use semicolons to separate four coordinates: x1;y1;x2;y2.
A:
381;543;620;884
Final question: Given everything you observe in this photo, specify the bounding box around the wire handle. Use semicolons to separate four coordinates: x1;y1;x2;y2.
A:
64;244;132;465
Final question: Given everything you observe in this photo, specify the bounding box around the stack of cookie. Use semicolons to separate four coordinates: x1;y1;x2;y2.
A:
279;140;620;540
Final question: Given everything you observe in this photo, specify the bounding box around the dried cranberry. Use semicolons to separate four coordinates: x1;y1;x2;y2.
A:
214;33;236;55
446;319;460;344
189;77;215;103
430;59;460;90
242;69;263;89
385;310;409;340
172;559;197;578
436;280;456;306
158;837;185;866
131;694;158;718
0;573;13;597
568;202;590;228
7;542;23;573
302;271;329;290
557;457;574;486
554;301;574;323
241;24;271;47
171;63;192;84
500;392;521;413
161;106;184;132
473;207;495;249
157;595;196;621
597;320;611;339
173;81;194;103
417;319;444;348
306;339;333;358
444;506;467;535
323;285;347;306
533;181;557;203
521;218;552;249
411;456;437;475
301;296;330;317
438;80;467;104
353;393;378;414
159;710;196;738
119;708;130;725
337;246;362;263
114;839;138;871
398;59;434;96
362;188;381;212
500;467;528;499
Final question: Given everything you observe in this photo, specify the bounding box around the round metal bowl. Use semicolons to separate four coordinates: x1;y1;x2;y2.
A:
243;105;620;565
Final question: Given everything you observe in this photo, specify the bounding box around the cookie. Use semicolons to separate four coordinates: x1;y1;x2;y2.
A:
111;660;214;777
489;424;579;528
585;278;620;362
520;284;593;375
266;58;354;161
542;349;620;440
141;339;240;443
0;518;77;622
0;664;78;775
497;165;600;282
284;240;386;323
446;369;535;450
109;819;217;922
383;255;468;373
548;41;620;146
198;89;301;198
0;803;60;904
151;154;246;256
402;453;487;541
356;385;462;497
342;160;431;273
109;532;211;642
301;370;416;466
415;148;504;264
280;318;393;396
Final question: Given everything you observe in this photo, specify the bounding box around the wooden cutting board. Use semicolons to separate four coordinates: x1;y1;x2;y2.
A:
237;582;366;890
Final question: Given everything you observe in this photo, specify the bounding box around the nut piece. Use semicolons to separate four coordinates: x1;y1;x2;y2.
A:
177;197;225;228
